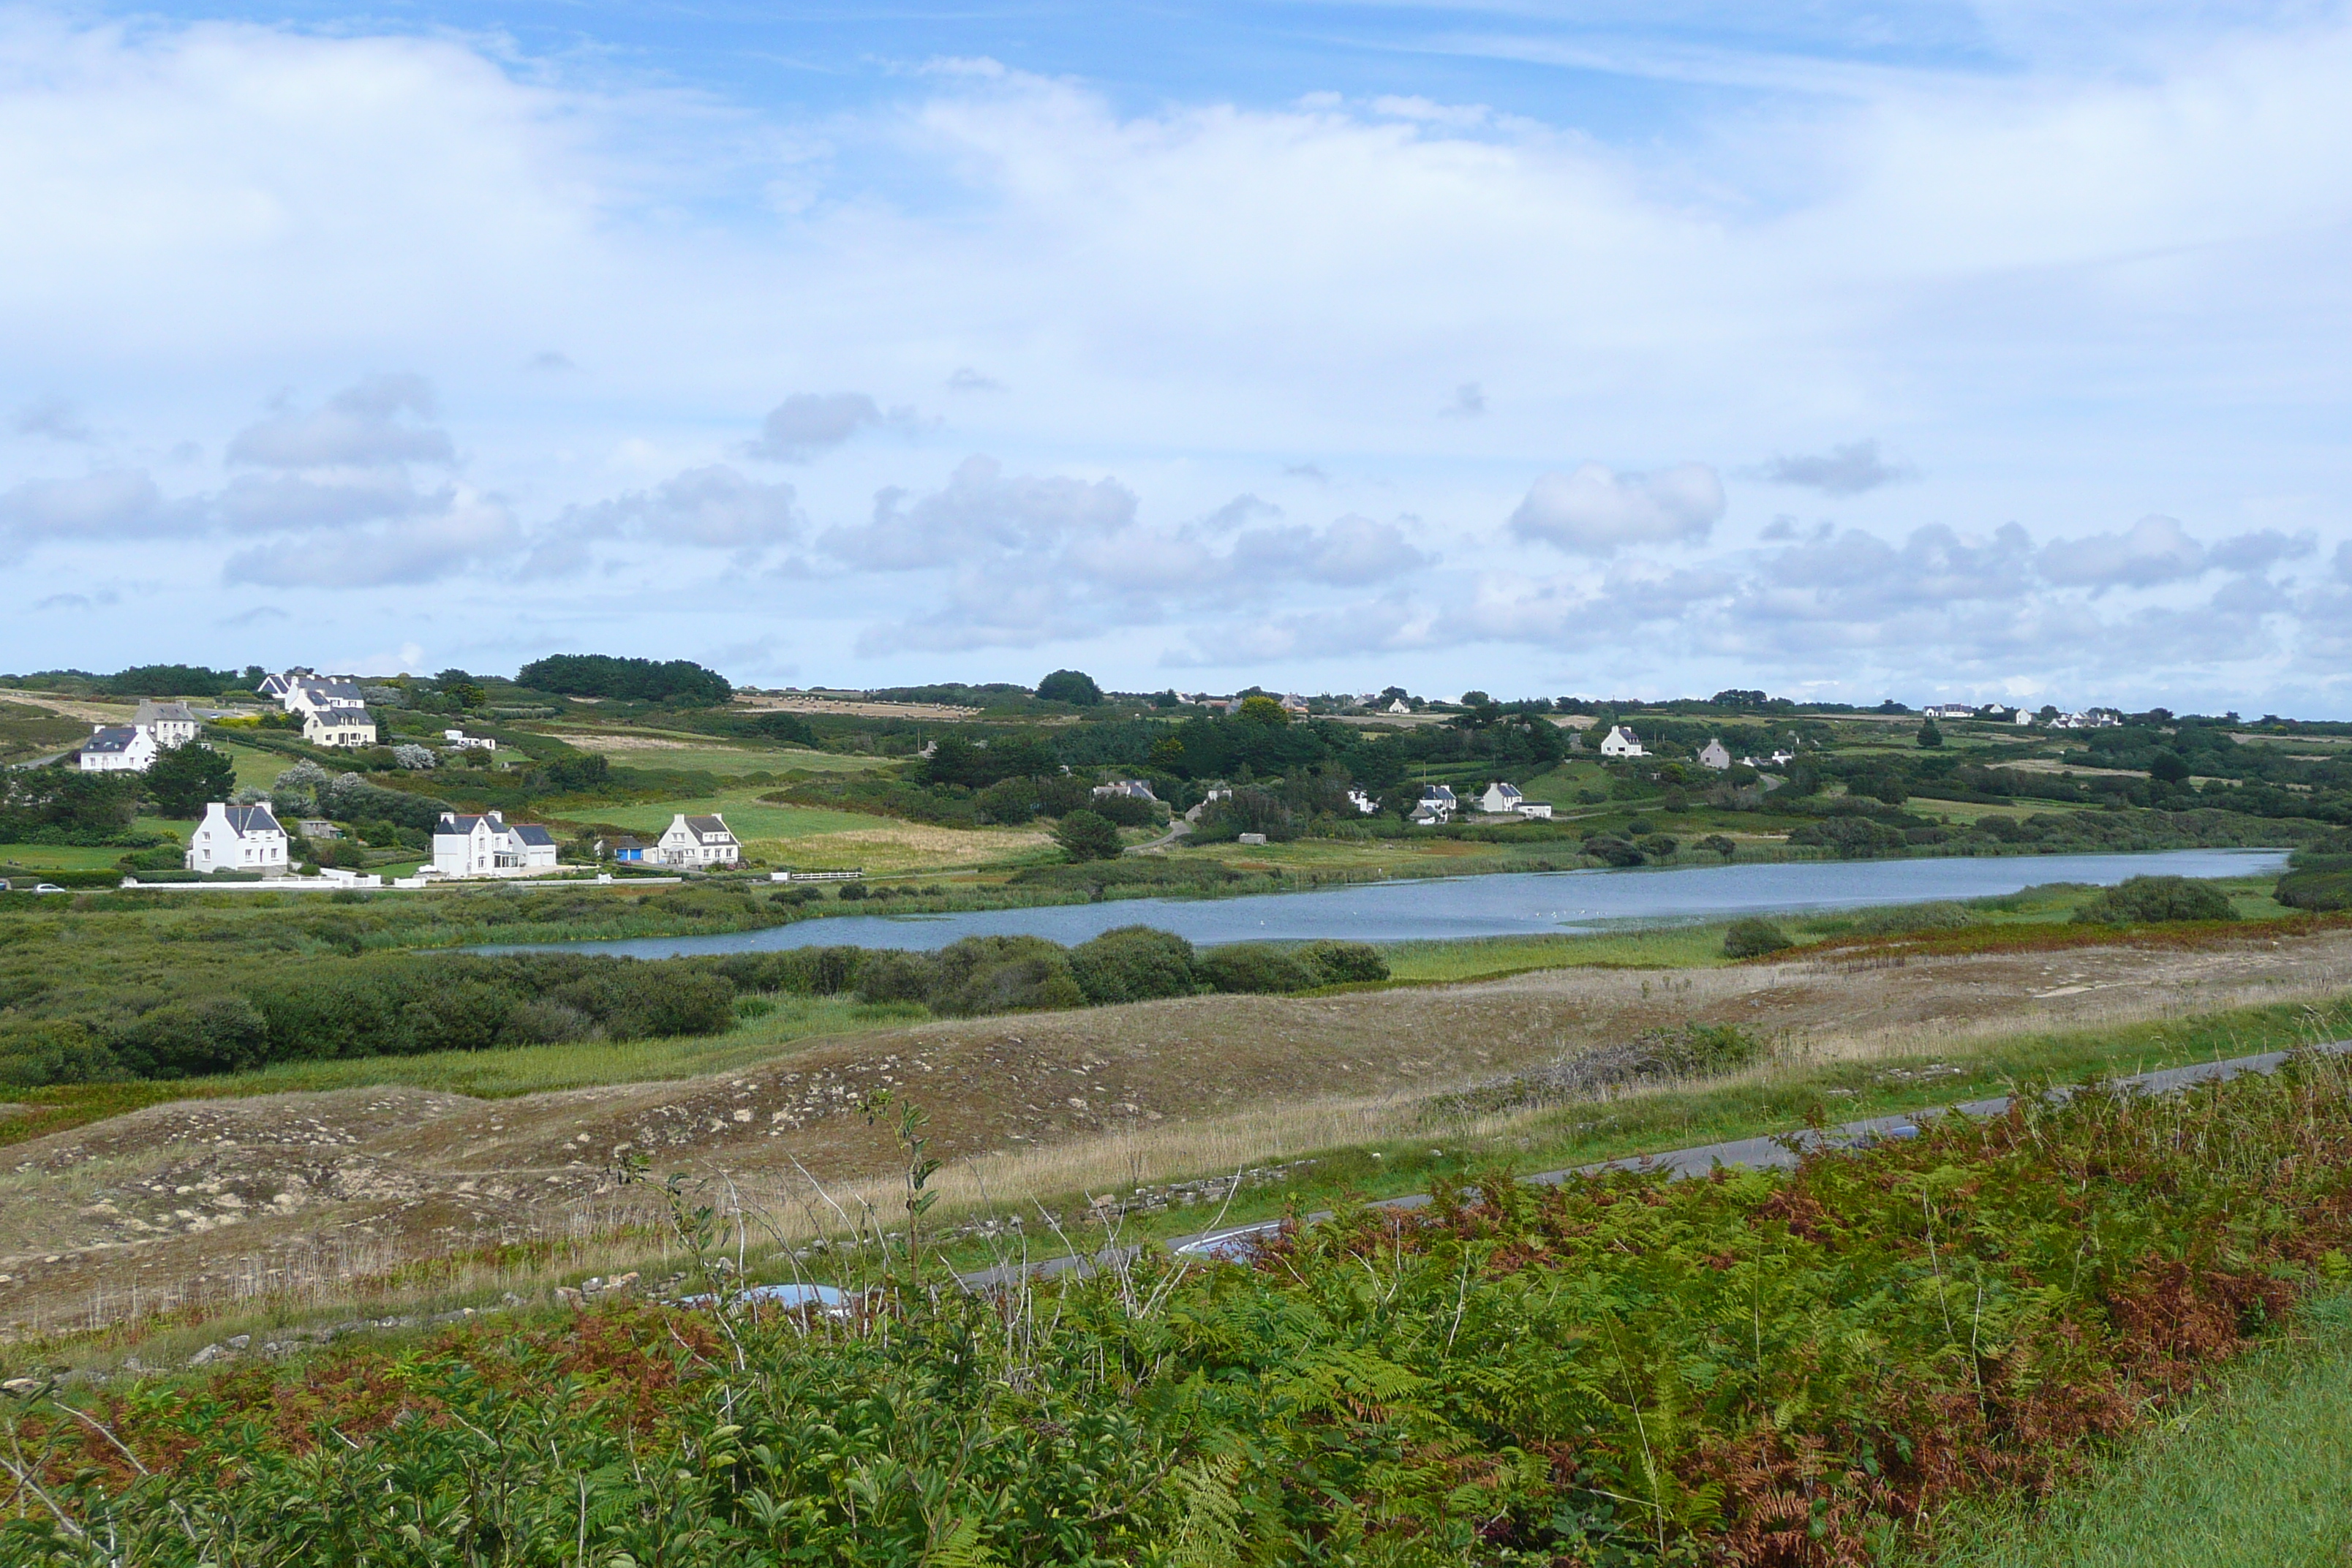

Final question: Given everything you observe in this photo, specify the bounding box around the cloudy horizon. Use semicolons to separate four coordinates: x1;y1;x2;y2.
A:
4;2;2349;713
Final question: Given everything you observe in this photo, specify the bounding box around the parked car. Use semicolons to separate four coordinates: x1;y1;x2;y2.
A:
31;883;65;894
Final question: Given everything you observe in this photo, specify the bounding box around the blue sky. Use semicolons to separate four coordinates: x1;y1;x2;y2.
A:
4;1;2350;710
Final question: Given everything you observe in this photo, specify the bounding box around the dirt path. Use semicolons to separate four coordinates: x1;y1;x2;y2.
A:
5;930;2350;1334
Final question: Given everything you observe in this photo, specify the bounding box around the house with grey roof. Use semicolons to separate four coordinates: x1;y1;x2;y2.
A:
431;810;561;877
284;679;367;718
655;813;741;867
132;698;200;749
78;725;157;772
186;802;289;874
303;708;378;748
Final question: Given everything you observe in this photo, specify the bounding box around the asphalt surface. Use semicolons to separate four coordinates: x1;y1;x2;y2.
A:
959;1038;2352;1288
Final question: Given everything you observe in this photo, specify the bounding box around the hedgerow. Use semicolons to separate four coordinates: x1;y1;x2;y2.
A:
8;1052;2351;1564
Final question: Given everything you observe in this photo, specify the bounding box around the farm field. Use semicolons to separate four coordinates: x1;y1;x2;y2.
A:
590;790;1058;872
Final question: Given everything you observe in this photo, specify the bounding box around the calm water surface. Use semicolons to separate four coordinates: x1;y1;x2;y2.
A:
500;848;2289;960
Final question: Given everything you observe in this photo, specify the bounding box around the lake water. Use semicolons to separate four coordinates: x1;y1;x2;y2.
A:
500;848;2290;960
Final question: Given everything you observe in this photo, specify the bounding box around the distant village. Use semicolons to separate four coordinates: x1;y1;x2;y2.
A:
72;669;741;889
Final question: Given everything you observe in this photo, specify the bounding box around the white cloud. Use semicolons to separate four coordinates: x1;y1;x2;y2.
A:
1508;463;1726;556
2037;514;2206;589
566;464;801;553
12;396;91;442
0;469;181;562
744;393;923;462
225;375;452;469
1758;439;1918;496
822;455;1137;570
222;490;518;587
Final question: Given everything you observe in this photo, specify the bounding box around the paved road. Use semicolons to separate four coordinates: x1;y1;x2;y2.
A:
960;1039;2352;1288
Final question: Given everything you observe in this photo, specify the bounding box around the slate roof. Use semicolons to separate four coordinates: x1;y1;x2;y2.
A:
83;726;140;753
308;708;374;727
511;825;557;847
133;699;197;726
216;804;284;837
683;814;737;840
434;813;490;837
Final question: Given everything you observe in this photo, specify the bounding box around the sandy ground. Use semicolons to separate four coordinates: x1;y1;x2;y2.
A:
5;930;2351;1334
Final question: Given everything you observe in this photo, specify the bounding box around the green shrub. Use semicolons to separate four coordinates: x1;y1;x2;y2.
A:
1294;939;1389;985
1197;943;1318;994
113;995;272;1077
1053;809;1125;862
0;1018;122;1085
1581;834;1645;867
2073;874;2236;925
1088;792;1160;829
1068;926;1198;1005
924;935;1084;1016
1723;917;1793;957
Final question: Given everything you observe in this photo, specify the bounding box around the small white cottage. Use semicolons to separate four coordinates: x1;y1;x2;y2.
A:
1477;781;1525;814
1697;739;1733;771
185;802;290;874
78;725;157;772
1598;725;1647;758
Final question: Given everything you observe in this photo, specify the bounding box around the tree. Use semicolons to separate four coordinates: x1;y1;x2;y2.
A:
144;742;237;818
1052;809;1123;862
516;654;731;705
1916;719;1943;748
1036;669;1105;706
1699;834;1737;861
2149;750;2191;783
1236;695;1289;727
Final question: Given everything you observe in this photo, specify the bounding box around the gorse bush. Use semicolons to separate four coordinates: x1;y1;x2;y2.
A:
1722;916;1793;958
2072;874;2237;925
1066;924;1199;1005
12;1052;2352;1565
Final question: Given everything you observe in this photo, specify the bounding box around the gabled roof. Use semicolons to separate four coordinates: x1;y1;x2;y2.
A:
220;804;283;838
510;825;557;847
306;708;374;726
83;726;140;753
434;813;489;837
300;679;366;700
676;814;737;840
134;698;197;725
1486;782;1522;799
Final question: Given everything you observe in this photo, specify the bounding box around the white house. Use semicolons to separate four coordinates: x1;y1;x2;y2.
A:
1697;739;1733;771
284;679;367;717
304;709;378;747
1477;781;1524;814
1412;784;1457;824
1384;697;1411;715
185;802;290;874
2014;709;2037;726
431;810;561;876
1598;725;1647;758
1092;780;1156;802
656;813;741;867
1514;801;1554;820
132;699;200;749
1923;703;1975;722
1278;693;1312;715
1346;788;1379;815
78;725;157;772
442;728;496;751
255;669;314;701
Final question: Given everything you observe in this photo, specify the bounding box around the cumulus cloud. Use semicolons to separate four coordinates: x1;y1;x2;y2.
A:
0;470;182;562
2207;529;2315;573
222;491;518;587
570;464;802;552
214;472;440;532
745;393;923;461
1509;463;1725;556
2037;514;2206;589
226;374;453;469
1758;439;1917;496
13;396;91;442
822;455;1137;570
1229;515;1431;586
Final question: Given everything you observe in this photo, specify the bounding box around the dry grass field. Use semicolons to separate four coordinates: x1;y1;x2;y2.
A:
4;927;2351;1340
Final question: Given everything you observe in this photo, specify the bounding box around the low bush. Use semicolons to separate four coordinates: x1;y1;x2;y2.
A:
1293;938;1389;985
1723;916;1793;957
2073;874;2237;925
1067;925;1198;1005
1196;942;1319;993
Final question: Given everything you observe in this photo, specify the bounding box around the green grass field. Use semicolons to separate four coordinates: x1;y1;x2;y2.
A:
1921;1290;2352;1567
